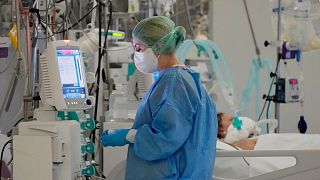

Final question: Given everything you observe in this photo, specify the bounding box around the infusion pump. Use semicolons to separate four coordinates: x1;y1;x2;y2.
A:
275;77;300;103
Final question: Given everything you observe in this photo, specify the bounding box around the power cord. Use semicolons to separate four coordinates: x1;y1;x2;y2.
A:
221;141;252;166
35;4;98;39
257;55;281;121
91;0;113;160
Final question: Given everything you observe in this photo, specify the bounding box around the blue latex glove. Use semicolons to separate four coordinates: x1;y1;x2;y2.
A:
100;129;130;147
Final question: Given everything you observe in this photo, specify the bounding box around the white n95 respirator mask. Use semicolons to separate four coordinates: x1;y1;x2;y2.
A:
134;48;159;74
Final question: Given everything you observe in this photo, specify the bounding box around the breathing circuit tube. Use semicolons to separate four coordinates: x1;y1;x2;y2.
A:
177;40;235;107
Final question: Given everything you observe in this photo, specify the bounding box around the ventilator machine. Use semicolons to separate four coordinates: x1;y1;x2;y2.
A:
12;40;95;180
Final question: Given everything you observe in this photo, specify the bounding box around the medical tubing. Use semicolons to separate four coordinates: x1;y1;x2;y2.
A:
202;41;234;101
298;60;305;115
239;60;258;117
200;41;235;108
176;40;236;112
0;140;12;179
177;40;234;90
239;59;273;120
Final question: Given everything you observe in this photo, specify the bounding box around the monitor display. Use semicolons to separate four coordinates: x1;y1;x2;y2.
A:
57;48;86;99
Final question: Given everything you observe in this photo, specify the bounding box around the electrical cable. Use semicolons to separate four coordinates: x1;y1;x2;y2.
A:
0;140;12;179
212;152;254;180
89;0;103;162
221;141;252;166
68;2;113;164
35;4;98;40
266;90;273;119
13;117;25;128
40;17;67;25
33;0;66;32
70;7;130;53
90;0;113;161
6;116;34;137
55;4;98;34
91;0;103;161
257;56;281;121
35;22;63;40
213;141;254;180
13;116;34;128
87;0;113;96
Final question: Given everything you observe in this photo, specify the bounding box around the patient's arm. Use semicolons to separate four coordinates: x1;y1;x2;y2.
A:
232;139;257;150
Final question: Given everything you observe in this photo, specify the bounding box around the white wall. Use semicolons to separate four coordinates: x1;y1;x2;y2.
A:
211;0;320;133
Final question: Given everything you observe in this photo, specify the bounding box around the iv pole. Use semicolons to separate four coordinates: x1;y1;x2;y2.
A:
275;0;282;133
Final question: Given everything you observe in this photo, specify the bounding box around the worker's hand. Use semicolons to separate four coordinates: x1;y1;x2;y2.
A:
100;129;130;147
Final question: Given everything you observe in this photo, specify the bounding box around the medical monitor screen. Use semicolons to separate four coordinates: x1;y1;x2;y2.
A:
57;48;86;99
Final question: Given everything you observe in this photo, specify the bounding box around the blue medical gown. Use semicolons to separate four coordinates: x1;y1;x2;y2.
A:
125;66;218;180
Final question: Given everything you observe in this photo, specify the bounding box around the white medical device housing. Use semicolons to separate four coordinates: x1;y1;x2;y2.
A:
13;41;91;180
276;78;300;103
40;40;92;111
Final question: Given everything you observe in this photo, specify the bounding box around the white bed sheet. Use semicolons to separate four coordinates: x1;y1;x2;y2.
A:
214;133;320;179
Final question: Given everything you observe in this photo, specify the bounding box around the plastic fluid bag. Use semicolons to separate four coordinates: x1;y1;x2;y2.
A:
269;0;320;51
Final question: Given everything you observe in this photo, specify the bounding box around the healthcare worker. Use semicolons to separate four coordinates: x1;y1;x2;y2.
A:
100;16;218;180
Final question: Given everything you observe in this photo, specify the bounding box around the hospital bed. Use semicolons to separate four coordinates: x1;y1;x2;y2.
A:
213;139;320;180
103;144;320;180
214;149;320;180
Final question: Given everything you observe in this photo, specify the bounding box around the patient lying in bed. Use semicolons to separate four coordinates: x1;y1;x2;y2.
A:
215;112;320;179
217;112;258;150
217;112;320;150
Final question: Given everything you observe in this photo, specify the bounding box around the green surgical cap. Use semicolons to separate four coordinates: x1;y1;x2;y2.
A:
132;16;186;55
